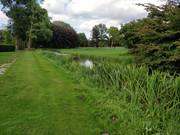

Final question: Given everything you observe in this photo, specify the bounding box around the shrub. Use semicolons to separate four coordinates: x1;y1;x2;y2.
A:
132;41;180;74
0;44;15;52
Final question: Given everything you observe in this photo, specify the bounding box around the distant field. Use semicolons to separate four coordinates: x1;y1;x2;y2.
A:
58;47;130;57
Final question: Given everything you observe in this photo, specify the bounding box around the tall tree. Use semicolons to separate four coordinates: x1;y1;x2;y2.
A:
0;0;50;50
0;0;31;49
91;24;108;47
128;1;180;74
53;21;73;30
91;25;99;47
109;26;120;47
78;33;88;47
27;4;52;49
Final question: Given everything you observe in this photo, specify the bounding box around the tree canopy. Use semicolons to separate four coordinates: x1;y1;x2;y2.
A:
119;1;180;74
0;0;52;50
46;24;79;49
91;24;108;47
53;21;74;30
78;33;88;47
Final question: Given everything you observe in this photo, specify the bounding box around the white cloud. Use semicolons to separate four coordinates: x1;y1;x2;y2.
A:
41;0;69;14
77;18;121;38
0;11;9;23
41;0;165;38
0;11;9;29
0;0;165;37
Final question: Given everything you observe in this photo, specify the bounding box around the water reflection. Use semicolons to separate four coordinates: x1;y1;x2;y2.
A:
80;60;93;69
54;52;69;56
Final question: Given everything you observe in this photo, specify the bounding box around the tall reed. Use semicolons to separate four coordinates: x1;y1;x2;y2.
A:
41;50;180;134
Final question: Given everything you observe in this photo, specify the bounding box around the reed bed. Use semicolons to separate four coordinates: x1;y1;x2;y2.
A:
41;50;180;134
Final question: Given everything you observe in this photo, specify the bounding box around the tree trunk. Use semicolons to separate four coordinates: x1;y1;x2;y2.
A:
111;40;114;48
15;35;20;50
28;24;33;50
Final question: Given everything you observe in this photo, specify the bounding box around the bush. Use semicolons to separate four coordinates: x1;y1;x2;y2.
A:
132;41;180;74
0;44;15;52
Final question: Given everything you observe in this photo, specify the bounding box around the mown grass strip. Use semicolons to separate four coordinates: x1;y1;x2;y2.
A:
0;51;20;65
0;51;102;135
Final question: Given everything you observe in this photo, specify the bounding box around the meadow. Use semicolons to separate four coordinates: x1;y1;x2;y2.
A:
58;47;130;57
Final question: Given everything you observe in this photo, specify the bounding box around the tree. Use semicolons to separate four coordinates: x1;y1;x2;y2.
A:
91;24;108;47
0;0;51;50
0;30;14;44
47;24;79;49
119;21;141;48
53;21;73;30
91;25;99;47
78;33;88;47
0;0;31;49
129;2;180;74
28;4;52;49
108;26;120;47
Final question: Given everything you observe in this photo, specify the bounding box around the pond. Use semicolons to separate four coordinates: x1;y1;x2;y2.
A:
53;51;94;68
53;52;69;56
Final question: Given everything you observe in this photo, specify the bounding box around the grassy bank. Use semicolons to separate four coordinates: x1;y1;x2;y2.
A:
0;51;20;65
41;50;180;134
0;51;102;135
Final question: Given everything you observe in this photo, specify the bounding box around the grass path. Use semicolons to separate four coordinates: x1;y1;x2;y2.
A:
0;51;101;135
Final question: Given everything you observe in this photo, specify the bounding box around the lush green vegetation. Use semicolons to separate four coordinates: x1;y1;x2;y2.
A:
120;2;180;74
41;49;180;134
0;51;19;65
58;47;130;57
0;0;179;134
54;47;132;64
0;0;52;50
0;51;102;134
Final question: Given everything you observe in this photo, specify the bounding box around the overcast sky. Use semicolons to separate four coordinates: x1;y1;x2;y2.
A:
0;0;165;38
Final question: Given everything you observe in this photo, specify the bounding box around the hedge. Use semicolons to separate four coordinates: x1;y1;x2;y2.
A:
0;44;15;52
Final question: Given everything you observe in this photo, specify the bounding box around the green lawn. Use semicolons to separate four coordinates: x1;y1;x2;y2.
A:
0;51;19;65
0;51;101;135
59;47;130;57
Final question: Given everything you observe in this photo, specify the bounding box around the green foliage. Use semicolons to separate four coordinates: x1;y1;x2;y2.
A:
119;21;141;48
42;50;180;134
108;26;121;47
0;0;51;50
78;33;88;47
29;5;52;48
91;24;108;47
0;30;14;44
53;21;74;30
119;2;180;74
132;41;180;74
0;44;15;52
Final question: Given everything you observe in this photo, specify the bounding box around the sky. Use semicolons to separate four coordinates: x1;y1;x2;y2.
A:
0;0;165;38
